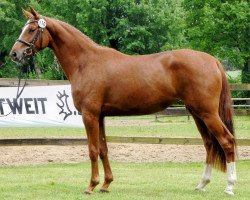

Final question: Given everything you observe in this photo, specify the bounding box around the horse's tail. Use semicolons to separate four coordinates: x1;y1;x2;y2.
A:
217;61;235;138
211;60;236;171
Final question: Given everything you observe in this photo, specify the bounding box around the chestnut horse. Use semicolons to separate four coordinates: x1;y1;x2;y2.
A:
10;7;237;195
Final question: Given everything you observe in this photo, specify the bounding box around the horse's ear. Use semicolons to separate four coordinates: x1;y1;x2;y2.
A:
29;5;40;19
22;8;33;19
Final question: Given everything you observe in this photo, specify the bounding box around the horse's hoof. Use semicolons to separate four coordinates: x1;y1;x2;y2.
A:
224;190;234;196
195;187;205;192
84;190;93;195
99;188;109;193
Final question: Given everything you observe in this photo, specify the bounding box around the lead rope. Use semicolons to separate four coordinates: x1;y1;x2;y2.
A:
0;62;30;117
16;64;29;99
1;17;45;117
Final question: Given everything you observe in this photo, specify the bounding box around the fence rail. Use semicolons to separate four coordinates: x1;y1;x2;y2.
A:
0;78;249;90
230;84;250;91
0;78;68;87
0;136;249;146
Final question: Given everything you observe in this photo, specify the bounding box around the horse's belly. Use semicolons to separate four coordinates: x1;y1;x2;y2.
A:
102;82;176;116
101;100;173;116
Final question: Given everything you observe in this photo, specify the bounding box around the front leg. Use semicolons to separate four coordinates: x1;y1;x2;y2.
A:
99;116;113;192
83;112;100;194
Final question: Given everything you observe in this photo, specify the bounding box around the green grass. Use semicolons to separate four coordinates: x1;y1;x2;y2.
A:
0;161;249;200
0;116;249;138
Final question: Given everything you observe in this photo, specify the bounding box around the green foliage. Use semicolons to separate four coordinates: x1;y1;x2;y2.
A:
0;0;21;77
0;0;249;83
184;0;249;83
76;0;186;54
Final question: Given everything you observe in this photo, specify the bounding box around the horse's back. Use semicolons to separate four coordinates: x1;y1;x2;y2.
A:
78;48;223;116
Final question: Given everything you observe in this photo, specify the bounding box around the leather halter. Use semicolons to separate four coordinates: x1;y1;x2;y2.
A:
16;18;44;56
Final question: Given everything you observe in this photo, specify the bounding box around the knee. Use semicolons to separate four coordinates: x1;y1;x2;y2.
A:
89;148;99;161
221;139;235;153
99;152;107;160
99;148;108;160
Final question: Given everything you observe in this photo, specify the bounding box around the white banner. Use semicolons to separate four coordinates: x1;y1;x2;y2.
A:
0;85;84;127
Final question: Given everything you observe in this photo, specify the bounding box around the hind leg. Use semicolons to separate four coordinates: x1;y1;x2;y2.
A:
190;113;213;192
196;165;212;192
201;113;236;195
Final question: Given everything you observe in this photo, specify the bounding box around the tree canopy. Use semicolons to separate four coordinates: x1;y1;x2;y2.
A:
0;0;249;83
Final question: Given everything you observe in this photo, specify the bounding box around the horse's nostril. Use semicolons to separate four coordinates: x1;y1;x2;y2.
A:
10;51;20;62
12;51;17;58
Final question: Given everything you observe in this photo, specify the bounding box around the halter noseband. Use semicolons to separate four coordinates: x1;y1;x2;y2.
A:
16;17;46;56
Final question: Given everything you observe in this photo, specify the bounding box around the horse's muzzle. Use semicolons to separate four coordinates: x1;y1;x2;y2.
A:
10;50;22;63
10;48;32;63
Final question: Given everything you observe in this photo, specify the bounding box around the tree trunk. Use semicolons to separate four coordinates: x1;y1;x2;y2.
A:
33;57;42;79
242;57;250;108
242;57;250;84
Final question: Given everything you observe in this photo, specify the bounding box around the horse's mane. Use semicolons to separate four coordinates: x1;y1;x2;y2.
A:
53;18;99;47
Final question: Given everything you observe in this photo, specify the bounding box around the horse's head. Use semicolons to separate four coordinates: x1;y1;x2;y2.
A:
10;6;51;63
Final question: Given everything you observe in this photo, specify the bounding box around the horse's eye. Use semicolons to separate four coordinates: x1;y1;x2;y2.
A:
29;28;36;33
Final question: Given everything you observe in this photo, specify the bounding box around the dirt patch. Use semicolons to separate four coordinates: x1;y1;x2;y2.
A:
0;144;249;166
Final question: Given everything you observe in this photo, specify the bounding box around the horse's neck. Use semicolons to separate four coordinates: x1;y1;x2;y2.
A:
45;17;98;81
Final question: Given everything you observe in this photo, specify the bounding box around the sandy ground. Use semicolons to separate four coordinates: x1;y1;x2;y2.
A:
0;118;249;166
0;143;250;166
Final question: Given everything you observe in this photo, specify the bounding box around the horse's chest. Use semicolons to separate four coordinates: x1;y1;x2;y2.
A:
71;83;104;113
71;91;82;112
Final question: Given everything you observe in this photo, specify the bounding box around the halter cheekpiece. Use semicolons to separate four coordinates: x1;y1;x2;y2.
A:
16;17;46;56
